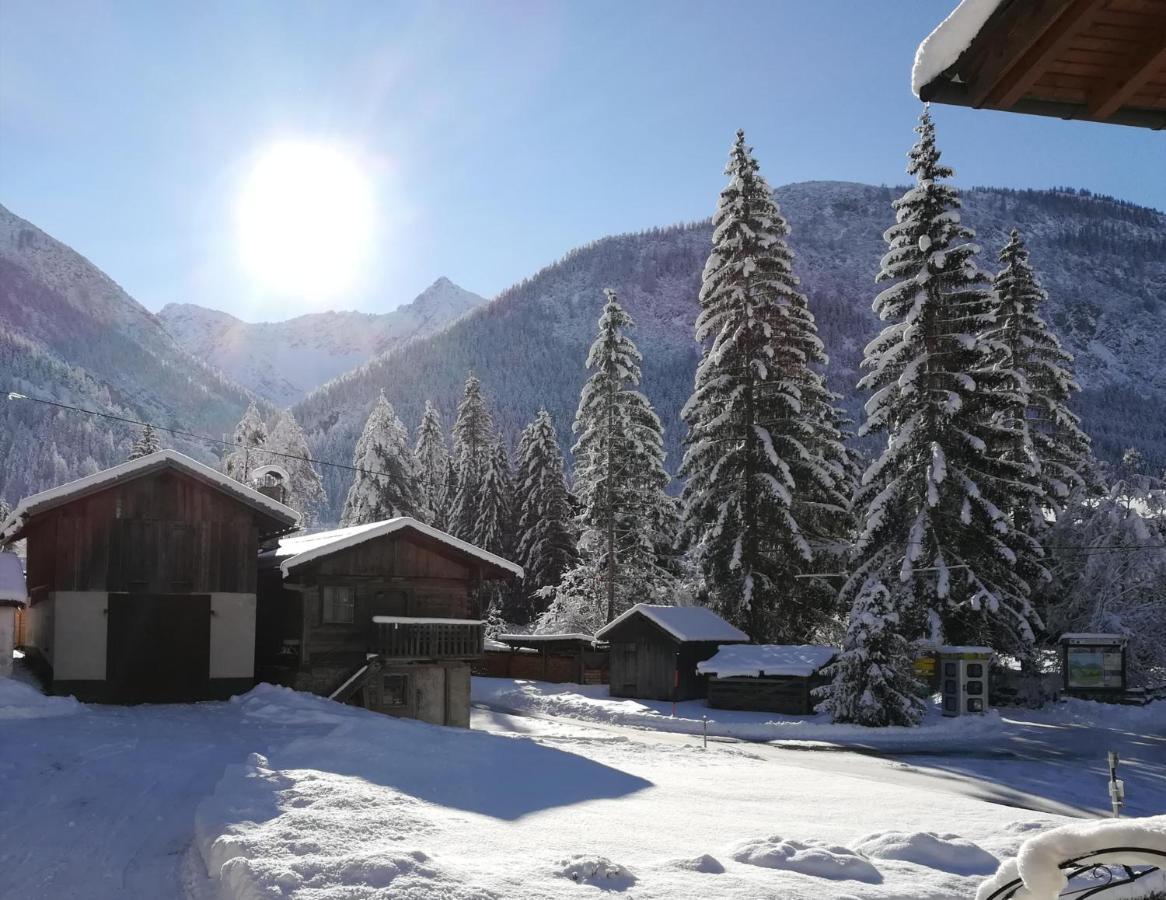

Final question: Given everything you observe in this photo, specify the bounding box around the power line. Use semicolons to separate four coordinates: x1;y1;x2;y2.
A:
5;391;400;483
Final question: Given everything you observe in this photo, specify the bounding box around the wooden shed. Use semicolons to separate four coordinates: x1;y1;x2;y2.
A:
0;550;28;677
913;0;1166;130
0;450;299;702
698;645;838;715
256;517;522;727
595;604;748;701
478;633;609;684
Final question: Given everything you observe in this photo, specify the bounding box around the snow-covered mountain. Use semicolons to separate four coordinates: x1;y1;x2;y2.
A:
295;182;1166;522
159;277;485;407
0;202;259;503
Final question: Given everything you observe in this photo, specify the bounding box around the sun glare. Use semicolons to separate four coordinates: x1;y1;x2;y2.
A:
236;140;375;300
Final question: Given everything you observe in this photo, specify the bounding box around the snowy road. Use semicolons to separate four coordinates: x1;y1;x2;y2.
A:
2;679;1163;900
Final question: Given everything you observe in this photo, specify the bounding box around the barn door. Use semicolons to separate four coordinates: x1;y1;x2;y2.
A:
107;594;210;703
617;643;638;695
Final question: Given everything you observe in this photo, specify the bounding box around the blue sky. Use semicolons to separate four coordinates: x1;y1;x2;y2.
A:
2;1;1162;320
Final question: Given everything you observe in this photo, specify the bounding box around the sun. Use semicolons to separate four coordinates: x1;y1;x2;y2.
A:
236;140;376;300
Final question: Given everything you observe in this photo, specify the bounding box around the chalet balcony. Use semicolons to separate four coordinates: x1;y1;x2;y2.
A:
371;616;485;661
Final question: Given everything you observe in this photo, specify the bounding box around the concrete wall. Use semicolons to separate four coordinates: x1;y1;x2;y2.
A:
0;608;14;677
23;596;54;665
209;593;256;679
52;592;108;680
444;662;470;728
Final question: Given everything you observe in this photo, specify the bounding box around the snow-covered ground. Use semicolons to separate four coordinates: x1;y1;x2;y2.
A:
2;674;1164;899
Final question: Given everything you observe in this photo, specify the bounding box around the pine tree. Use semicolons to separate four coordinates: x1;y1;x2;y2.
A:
815;579;925;727
515;410;578;614
986;229;1092;519
128;424;162;461
554;289;676;627
413;401;450;526
844;109;1042;665
267;410;328;526
448;374;495;541
223;401;269;481
475;438;514;556
679;129;852;643
340;391;419;525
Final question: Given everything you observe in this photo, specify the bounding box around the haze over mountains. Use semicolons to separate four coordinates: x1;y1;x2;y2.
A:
159;278;485;407
1;183;1163;520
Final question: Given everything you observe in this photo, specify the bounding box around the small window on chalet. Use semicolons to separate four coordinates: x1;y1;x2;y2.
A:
383;674;408;707
320;586;355;624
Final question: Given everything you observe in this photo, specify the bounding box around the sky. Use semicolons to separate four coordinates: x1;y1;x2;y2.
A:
1;0;1163;321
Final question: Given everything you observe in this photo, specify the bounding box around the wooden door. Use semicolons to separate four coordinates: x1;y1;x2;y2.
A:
107;594;210;703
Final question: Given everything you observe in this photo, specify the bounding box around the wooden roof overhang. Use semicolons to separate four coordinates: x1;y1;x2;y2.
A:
918;0;1166;129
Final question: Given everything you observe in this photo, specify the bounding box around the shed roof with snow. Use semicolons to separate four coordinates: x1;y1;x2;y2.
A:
913;0;1166;130
698;644;837;679
269;517;523;579
0;551;28;607
596;604;748;644
0;449;299;542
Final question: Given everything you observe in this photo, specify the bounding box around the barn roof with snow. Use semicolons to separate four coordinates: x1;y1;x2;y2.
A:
913;0;1166;130
698;644;837;679
0;449;299;542
0;551;28;607
269;517;523;579
596;604;748;643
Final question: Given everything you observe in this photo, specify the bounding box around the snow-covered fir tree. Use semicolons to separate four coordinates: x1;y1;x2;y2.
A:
448;375;495;541
843;109;1043;668
413;400;450;526
127;424;162;461
267;410;328;526
815;579;925;727
438;460;459;532
985;229;1091;519
514;409;578;619
474;438;514;556
222;401;269;481
542;290;676;631
679;129;852;643
340;391;419;525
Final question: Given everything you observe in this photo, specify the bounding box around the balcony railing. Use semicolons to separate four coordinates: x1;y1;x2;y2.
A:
371;616;485;660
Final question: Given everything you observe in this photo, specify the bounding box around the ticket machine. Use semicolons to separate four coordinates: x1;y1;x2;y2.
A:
938;646;993;716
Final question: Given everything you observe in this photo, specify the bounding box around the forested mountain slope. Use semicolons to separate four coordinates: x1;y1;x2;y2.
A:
296;182;1166;522
0;203;257;503
159;277;485;406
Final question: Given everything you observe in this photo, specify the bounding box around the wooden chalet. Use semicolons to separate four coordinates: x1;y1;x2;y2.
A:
0;551;28;677
914;0;1166;129
698;645;837;716
0;450;299;702
478;633;609;684
256;518;522;727
595;604;748;701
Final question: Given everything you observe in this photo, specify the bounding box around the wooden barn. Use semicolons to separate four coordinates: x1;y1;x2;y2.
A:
596;604;748;701
0;550;28;677
479;633;609;684
0;450;299;702
914;0;1166;130
698;645;838;715
256;517;522;727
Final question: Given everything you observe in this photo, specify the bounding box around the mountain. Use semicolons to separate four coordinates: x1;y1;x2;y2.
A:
0;202;259;503
294;182;1166;523
159;277;486;407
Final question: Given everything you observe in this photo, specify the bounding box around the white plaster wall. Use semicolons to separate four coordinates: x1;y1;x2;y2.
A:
23;596;54;666
0;608;15;677
210;593;256;679
53;592;108;680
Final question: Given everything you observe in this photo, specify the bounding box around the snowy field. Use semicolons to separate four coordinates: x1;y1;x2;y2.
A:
1;675;1163;899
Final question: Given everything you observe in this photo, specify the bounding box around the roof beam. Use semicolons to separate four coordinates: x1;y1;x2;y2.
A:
978;0;1109;110
965;0;1075;108
1088;26;1166;120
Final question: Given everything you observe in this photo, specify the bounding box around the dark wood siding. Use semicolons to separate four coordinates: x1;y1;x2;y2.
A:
707;674;827;715
603;612;739;701
23;469;261;596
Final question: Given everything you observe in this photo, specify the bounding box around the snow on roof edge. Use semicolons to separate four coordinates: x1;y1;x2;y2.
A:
595;603;748;643
912;0;1005;96
0;551;28;605
697;644;838;678
279;517;523;579
0;449;299;542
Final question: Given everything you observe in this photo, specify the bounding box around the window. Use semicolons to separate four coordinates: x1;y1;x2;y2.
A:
967;663;983;678
966;680;983;695
320;586;355;624
383;674;408;707
943;662;956;676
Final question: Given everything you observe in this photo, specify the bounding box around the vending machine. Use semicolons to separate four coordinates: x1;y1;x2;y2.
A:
938;646;993;716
